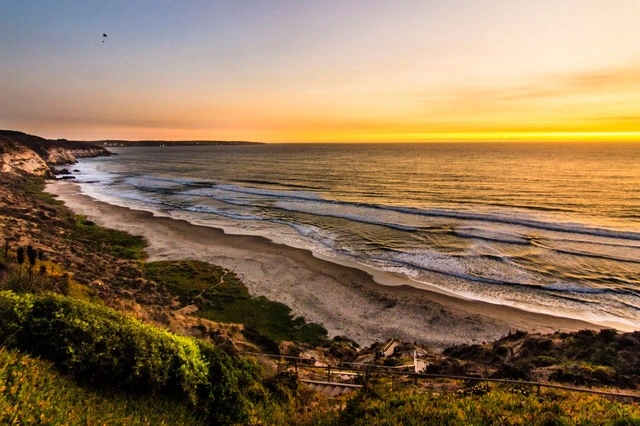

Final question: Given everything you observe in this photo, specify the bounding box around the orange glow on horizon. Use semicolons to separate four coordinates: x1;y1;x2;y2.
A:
3;2;640;143
266;132;640;144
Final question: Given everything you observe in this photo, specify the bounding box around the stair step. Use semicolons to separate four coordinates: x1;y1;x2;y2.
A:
330;386;343;396
322;385;335;395
302;380;363;396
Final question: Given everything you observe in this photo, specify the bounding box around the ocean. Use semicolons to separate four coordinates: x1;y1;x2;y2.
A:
70;143;640;330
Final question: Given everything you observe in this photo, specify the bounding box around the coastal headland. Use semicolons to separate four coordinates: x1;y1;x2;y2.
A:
47;180;597;349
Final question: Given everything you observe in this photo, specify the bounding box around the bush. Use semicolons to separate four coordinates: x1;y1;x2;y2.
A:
0;347;201;425
533;355;559;367
0;291;34;346
0;290;252;425
264;371;300;403
493;362;533;381
243;326;281;354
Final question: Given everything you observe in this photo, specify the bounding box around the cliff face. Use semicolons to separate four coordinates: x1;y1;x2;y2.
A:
0;139;51;176
0;130;111;175
43;147;111;165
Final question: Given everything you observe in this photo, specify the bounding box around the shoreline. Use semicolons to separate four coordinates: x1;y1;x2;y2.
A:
46;180;601;350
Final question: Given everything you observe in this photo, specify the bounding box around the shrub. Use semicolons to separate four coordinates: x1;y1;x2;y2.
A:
0;347;201;425
263;371;300;403
533;355;559;367
243;326;281;354
0;291;34;346
0;291;253;425
493;361;533;381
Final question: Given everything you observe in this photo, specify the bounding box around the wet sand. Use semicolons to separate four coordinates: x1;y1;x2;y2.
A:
46;181;599;350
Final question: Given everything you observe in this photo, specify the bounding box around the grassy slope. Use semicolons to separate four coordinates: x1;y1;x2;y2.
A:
0;347;201;425
0;291;254;425
437;329;640;388
145;260;328;346
302;382;640;426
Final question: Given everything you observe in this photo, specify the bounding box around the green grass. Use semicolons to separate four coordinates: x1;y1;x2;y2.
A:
145;260;249;304
71;215;147;260
201;296;329;345
15;176;65;208
0;347;202;425
302;383;640;426
0;290;254;425
145;260;328;345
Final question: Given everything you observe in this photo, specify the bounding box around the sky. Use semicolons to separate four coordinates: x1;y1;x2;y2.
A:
1;0;639;142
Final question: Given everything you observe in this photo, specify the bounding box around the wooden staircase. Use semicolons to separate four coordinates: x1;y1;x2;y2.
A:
301;379;362;397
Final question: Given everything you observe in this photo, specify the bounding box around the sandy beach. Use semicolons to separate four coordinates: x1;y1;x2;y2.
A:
46;181;599;350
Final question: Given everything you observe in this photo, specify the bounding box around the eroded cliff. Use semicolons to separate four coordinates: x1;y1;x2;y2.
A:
0;130;111;175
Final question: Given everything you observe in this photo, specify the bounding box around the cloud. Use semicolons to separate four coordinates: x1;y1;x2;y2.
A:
410;62;640;133
498;65;640;101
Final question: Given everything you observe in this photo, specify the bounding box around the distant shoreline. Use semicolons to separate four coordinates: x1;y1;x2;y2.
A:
46;180;601;350
73;140;263;147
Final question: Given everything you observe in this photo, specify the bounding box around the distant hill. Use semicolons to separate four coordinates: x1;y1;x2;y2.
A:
1;130;111;160
91;139;263;147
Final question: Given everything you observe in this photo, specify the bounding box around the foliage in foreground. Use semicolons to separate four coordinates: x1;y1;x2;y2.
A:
0;290;256;425
303;383;640;426
145;260;328;346
0;347;201;425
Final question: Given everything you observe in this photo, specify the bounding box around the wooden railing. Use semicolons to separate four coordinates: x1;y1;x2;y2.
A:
240;351;640;401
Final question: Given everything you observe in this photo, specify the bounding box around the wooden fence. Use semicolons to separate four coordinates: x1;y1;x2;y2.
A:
241;351;640;401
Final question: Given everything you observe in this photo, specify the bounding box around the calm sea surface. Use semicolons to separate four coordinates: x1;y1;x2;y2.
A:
72;143;640;329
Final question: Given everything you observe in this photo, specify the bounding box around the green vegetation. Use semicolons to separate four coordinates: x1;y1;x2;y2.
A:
0;347;201;425
145;260;249;302
1;242;55;294
72;215;147;260
302;382;640;426
440;329;640;388
0;238;97;301
0;291;254;425
15;176;65;207
146;260;328;346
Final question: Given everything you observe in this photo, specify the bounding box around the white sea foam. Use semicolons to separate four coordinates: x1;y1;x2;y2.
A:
67;144;640;331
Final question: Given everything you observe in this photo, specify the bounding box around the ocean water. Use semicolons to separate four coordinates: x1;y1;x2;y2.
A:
71;143;640;329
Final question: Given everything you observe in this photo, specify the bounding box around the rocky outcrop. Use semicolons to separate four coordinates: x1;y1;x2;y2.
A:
41;147;76;165
0;130;111;176
43;147;111;165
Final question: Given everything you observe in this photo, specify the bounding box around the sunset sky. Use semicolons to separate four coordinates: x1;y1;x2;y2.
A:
1;0;639;142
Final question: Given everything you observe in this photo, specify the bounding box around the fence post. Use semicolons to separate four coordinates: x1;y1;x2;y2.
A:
414;373;418;385
327;366;331;382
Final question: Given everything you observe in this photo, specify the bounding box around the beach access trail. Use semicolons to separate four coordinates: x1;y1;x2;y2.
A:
47;181;597;350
